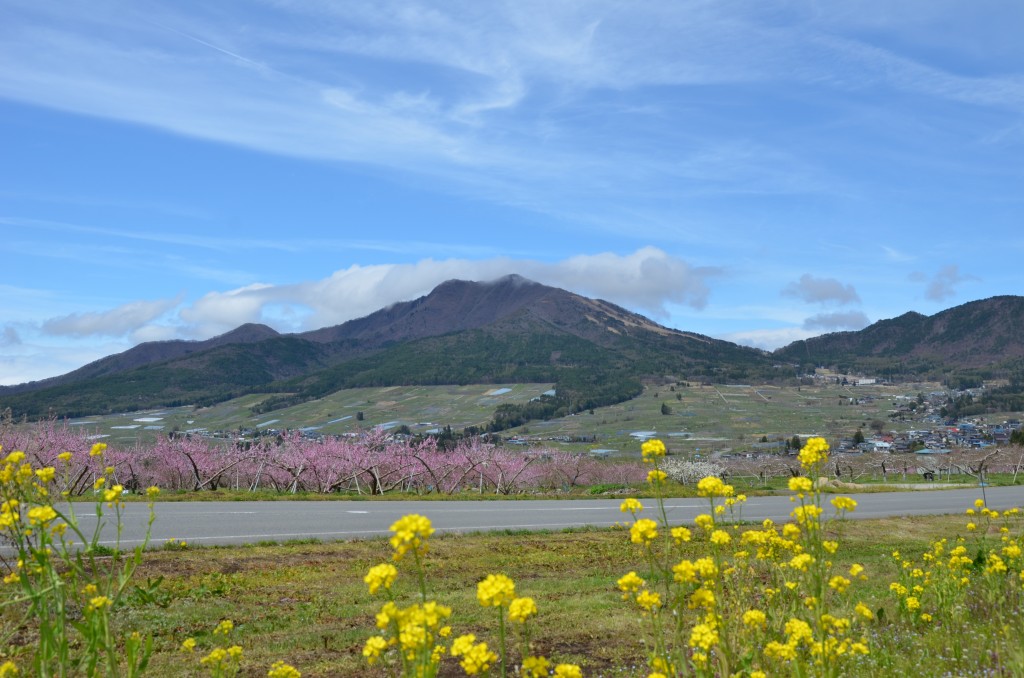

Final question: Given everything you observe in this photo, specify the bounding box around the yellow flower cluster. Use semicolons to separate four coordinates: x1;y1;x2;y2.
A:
641;438;667;462
797;436;829;470
630;518;659;545
620;497;643;514
267;660;301;678
883;500;1024;631
618;437;879;676
450;634;497;675
388;514;435;562
364;563;398;594
696;476;733;498
508;596;538;623
364;513;584;676
477;573;516;607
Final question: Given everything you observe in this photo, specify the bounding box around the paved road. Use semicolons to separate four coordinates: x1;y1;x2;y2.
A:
72;484;1024;550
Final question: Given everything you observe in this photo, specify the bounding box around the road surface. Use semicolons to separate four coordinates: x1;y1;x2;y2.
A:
67;484;1024;550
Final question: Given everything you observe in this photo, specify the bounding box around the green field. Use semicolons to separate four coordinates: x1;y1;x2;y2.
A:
62;383;556;445
500;381;919;453
32;512;1019;677
57;380;1024;460
61;378;1024;464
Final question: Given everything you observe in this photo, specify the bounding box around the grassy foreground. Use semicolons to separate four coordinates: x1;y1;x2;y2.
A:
73;512;1012;677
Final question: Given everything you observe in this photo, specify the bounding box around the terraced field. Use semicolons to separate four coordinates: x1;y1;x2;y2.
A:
61;383;556;445
57;380;960;459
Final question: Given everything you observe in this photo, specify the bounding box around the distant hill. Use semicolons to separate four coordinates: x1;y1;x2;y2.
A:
6;282;1021;421
0;276;772;419
773;296;1024;379
0;323;282;396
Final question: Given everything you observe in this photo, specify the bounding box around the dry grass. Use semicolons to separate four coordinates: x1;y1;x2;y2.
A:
66;511;1011;677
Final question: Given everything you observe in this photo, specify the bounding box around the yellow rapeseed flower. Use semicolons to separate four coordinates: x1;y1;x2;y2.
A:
181;638;196;652
764;640;798;661
647;469;667;485
477;573;515;607
832;496;857;512
710;529;731;546
785;618;813;646
797;437;829;470
87;596;112;613
362;636;387;664
617;571;645;594
694;514;714;531
620;498;643;514
268;660;302;677
200;648;228;666
641;439;666;462
522;656;552;677
673;559;697;583
553;664;583;678
27;506;57;527
688;587;715;610
671;526;692;544
788;476;813;493
743;609;767;629
792;505;823;525
450;635;497;675
694;557;718;580
636;589;661;611
388;514;434;562
829;575;851;593
630;518;658;545
508;596;538;623
213;619;234;635
58;451;72;463
364;563;398;594
89;442;107;457
689;622;719;650
0;661;17;677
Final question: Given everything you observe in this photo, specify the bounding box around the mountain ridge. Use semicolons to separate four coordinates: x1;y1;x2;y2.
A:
773;295;1024;374
0;276;767;418
2;281;1022;419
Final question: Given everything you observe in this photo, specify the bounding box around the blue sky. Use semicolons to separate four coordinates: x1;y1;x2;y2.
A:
2;1;1023;385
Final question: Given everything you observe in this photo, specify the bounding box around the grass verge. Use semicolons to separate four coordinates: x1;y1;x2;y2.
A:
29;513;1011;677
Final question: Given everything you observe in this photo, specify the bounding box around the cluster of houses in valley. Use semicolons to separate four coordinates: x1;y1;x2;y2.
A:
836;419;1021;456
849;387;1021;455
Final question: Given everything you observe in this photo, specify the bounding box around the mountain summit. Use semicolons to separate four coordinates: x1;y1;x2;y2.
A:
0;277;767;418
4;281;1021;420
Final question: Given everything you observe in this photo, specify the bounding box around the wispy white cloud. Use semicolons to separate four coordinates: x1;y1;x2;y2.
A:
42;297;183;338
802;311;870;331
881;245;915;263
1;216;304;254
47;248;714;340
720;326;817;352
0;342;130;386
782;274;861;305
911;264;978;301
4;1;1014;234
0;327;21;347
